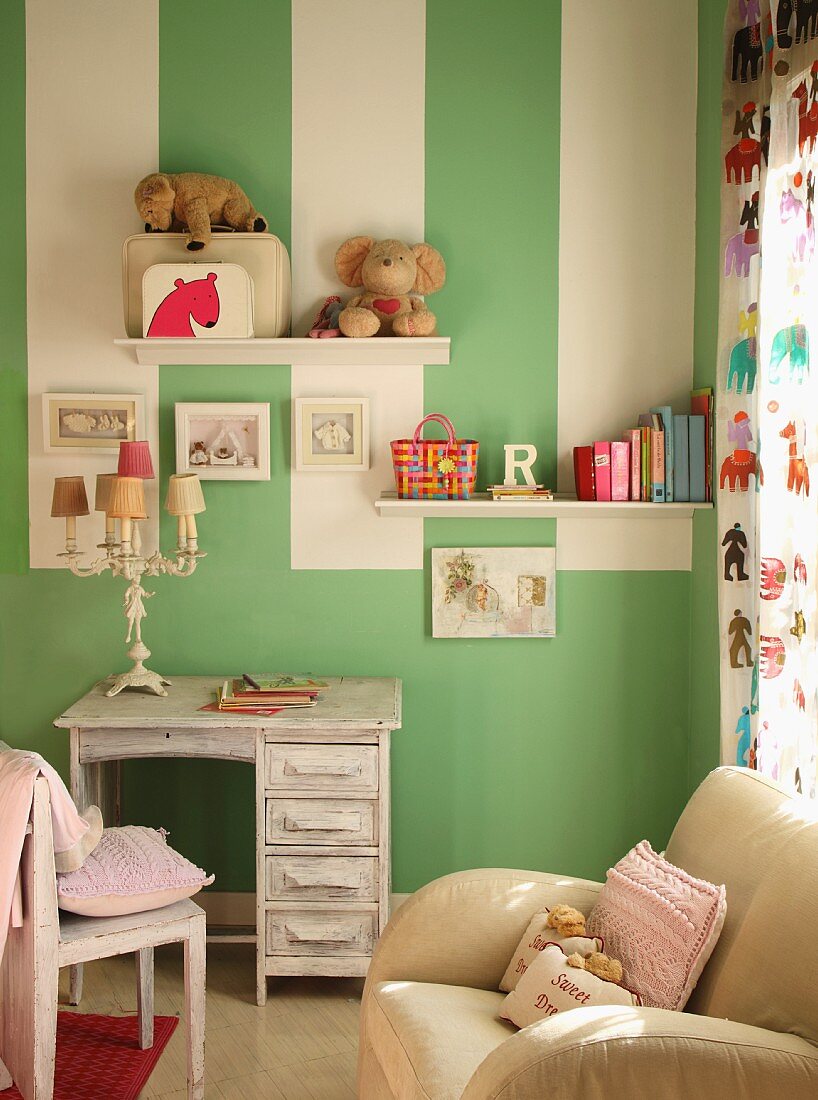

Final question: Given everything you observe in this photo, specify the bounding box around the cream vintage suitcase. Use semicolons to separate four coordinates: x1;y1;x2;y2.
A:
143;263;254;338
123;229;291;338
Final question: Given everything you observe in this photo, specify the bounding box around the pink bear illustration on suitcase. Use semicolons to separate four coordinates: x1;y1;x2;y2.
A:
147;271;220;337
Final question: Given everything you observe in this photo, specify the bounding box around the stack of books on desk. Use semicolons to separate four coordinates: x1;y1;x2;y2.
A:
217;676;329;712
486;484;554;502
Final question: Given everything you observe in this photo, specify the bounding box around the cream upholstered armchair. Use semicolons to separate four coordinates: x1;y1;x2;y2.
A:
358;768;818;1099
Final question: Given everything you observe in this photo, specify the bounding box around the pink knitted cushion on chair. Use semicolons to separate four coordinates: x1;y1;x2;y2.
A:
587;840;726;1011
57;825;214;917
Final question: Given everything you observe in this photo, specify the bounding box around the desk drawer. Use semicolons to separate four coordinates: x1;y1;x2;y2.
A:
266;798;377;845
265;744;378;793
266;908;377;956
78;727;256;764
266;855;378;902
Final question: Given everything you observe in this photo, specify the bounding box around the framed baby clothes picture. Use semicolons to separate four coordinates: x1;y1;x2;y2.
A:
294;397;370;472
175;402;271;481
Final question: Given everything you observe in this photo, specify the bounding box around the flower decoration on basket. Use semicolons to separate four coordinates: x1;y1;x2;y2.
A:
391;414;479;500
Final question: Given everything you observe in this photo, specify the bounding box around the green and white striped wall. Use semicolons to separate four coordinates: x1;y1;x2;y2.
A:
0;0;718;894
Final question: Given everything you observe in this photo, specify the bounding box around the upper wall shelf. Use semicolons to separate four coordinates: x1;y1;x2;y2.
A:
375;493;713;519
114;336;451;367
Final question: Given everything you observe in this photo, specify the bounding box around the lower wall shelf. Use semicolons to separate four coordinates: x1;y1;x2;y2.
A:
374;493;713;519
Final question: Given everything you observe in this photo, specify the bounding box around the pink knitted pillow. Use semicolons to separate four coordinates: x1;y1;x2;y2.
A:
57;826;214;917
587;840;726;1011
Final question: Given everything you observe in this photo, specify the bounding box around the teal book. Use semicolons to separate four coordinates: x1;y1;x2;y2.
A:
673;415;690;502
689;415;706;503
651;406;674;502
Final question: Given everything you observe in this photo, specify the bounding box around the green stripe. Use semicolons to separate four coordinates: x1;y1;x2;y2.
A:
0;0;28;575
119;0;295;887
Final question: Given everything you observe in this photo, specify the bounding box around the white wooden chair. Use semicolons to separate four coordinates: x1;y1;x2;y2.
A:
0;770;206;1099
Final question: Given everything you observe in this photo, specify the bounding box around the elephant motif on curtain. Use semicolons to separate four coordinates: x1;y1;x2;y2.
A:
728;337;758;393
777;0;818;49
720;448;759;491
732;22;765;81
769;323;810;383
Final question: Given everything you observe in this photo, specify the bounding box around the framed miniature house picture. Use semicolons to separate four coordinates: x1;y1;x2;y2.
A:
175;402;271;481
294;397;370;472
42;392;143;454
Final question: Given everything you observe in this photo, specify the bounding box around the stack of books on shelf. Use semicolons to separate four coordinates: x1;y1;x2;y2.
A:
572;389;713;504
487;483;554;501
216;675;329;713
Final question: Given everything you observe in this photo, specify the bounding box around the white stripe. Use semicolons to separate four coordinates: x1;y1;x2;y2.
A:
557;517;693;571
26;0;159;568
290;0;426;570
557;0;697;570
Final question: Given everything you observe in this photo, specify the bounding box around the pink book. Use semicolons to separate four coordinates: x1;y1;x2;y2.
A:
593;442;612;501
623;429;641;500
610;441;630;501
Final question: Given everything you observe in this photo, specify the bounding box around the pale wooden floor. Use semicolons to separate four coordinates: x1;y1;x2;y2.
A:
58;944;364;1099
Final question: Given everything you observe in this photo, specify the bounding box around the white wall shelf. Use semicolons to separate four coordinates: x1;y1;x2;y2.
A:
375;492;713;519
114;336;451;367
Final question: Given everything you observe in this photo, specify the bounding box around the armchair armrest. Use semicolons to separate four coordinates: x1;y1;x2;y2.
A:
368;868;604;994
462;1006;818;1099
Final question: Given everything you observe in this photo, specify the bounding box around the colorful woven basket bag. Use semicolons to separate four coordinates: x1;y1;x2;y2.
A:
390;413;479;500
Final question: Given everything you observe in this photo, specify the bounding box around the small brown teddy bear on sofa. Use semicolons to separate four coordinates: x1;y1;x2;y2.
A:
566;951;624;985
544;905;588;938
135;172;268;251
334;236;446;337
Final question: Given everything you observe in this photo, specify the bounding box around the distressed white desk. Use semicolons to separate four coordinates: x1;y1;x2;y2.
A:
54;676;402;1006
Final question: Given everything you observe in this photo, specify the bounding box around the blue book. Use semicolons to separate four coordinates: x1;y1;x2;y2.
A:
689;415;706;503
651;406;674;502
673;415;690;502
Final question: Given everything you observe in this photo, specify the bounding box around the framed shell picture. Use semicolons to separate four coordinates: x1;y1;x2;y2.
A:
294;397;370;472
175;402;271;481
42;393;143;454
431;547;556;638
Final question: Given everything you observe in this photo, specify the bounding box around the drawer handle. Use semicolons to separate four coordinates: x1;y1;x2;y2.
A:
283;813;362;833
284;922;358;945
283;760;363;778
284;869;363;890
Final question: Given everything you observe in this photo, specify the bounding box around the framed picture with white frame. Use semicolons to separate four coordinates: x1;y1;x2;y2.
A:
294;397;370;472
42;392;144;454
175;402;271;481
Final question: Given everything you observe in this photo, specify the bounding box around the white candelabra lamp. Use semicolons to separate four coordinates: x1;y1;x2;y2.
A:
51;441;206;698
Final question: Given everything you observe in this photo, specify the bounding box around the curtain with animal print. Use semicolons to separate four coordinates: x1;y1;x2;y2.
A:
720;0;818;797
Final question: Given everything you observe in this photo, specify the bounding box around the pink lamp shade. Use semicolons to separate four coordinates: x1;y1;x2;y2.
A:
108;477;147;519
94;473;119;513
118;440;155;479
51;476;90;518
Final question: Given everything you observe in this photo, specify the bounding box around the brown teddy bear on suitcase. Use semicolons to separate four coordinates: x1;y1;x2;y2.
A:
135;171;267;251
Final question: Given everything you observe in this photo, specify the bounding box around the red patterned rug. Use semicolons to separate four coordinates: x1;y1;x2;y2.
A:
1;1012;178;1099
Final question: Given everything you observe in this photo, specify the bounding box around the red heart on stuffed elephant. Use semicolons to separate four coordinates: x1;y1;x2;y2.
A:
372;298;401;315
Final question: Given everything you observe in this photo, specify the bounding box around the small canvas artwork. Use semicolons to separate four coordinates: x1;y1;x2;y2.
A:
175;402;270;480
432;547;556;638
43;393;142;453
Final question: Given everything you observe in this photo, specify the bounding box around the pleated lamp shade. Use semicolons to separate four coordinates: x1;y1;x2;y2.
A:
94;473;119;513
118;440;155;479
51;476;90;517
108;476;147;519
165;474;206;516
